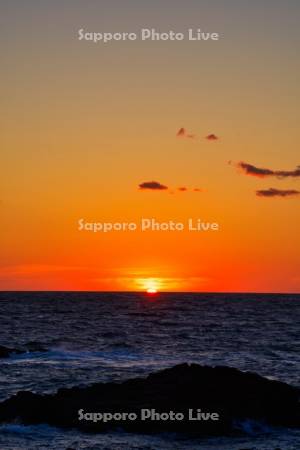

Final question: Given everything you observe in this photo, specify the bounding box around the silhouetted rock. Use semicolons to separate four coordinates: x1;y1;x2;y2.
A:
0;343;47;358
0;364;298;436
23;341;47;353
0;345;22;358
0;346;11;358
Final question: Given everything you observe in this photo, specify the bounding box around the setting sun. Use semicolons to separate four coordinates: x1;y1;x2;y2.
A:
141;278;160;294
147;287;157;294
133;276;177;293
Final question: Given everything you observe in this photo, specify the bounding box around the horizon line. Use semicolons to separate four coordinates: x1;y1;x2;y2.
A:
0;290;299;295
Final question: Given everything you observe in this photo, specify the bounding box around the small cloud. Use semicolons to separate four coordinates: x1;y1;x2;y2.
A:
235;161;300;178
139;181;168;191
275;166;300;178
237;162;275;177
205;134;219;141
176;127;195;139
256;188;300;198
138;182;204;194
177;127;186;137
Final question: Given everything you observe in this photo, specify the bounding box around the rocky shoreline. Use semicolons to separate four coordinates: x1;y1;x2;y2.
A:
0;363;299;437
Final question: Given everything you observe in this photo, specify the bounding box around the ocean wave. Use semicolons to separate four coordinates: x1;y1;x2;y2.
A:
233;418;275;435
0;423;57;435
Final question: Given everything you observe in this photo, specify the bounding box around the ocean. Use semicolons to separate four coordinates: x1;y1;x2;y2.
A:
0;292;299;449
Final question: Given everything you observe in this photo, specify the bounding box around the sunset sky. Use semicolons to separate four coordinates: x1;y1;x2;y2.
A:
1;0;300;292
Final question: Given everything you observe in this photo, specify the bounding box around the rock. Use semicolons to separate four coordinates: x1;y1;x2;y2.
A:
0;363;298;436
23;341;47;353
0;343;47;358
0;346;11;358
0;345;23;358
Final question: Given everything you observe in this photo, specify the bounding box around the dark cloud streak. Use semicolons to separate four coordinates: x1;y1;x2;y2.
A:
237;162;300;178
139;181;168;191
176;128;195;139
256;188;300;198
205;134;219;141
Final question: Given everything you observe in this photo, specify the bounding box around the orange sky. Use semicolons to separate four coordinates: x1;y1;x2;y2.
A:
1;1;300;292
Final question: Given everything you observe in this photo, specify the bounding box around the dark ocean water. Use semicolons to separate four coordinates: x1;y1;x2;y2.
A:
0;291;299;449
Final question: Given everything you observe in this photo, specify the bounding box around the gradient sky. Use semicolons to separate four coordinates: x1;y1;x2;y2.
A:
1;0;300;292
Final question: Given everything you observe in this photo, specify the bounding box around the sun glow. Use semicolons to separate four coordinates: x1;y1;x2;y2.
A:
140;278;160;294
133;275;183;293
147;287;157;294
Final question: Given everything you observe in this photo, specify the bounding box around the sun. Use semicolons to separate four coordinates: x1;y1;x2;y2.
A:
143;278;160;294
147;287;157;294
134;277;162;294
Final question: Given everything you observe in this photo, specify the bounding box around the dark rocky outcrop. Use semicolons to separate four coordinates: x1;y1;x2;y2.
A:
0;345;23;358
0;364;298;436
0;342;47;358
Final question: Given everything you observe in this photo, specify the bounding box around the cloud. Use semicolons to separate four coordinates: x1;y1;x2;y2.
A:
139;181;168;191
177;129;220;141
176;186;203;193
237;162;276;177
256;188;300;198
176;128;195;139
205;134;219;141
176;127;185;137
138;182;203;194
274;166;300;178
236;161;300;178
